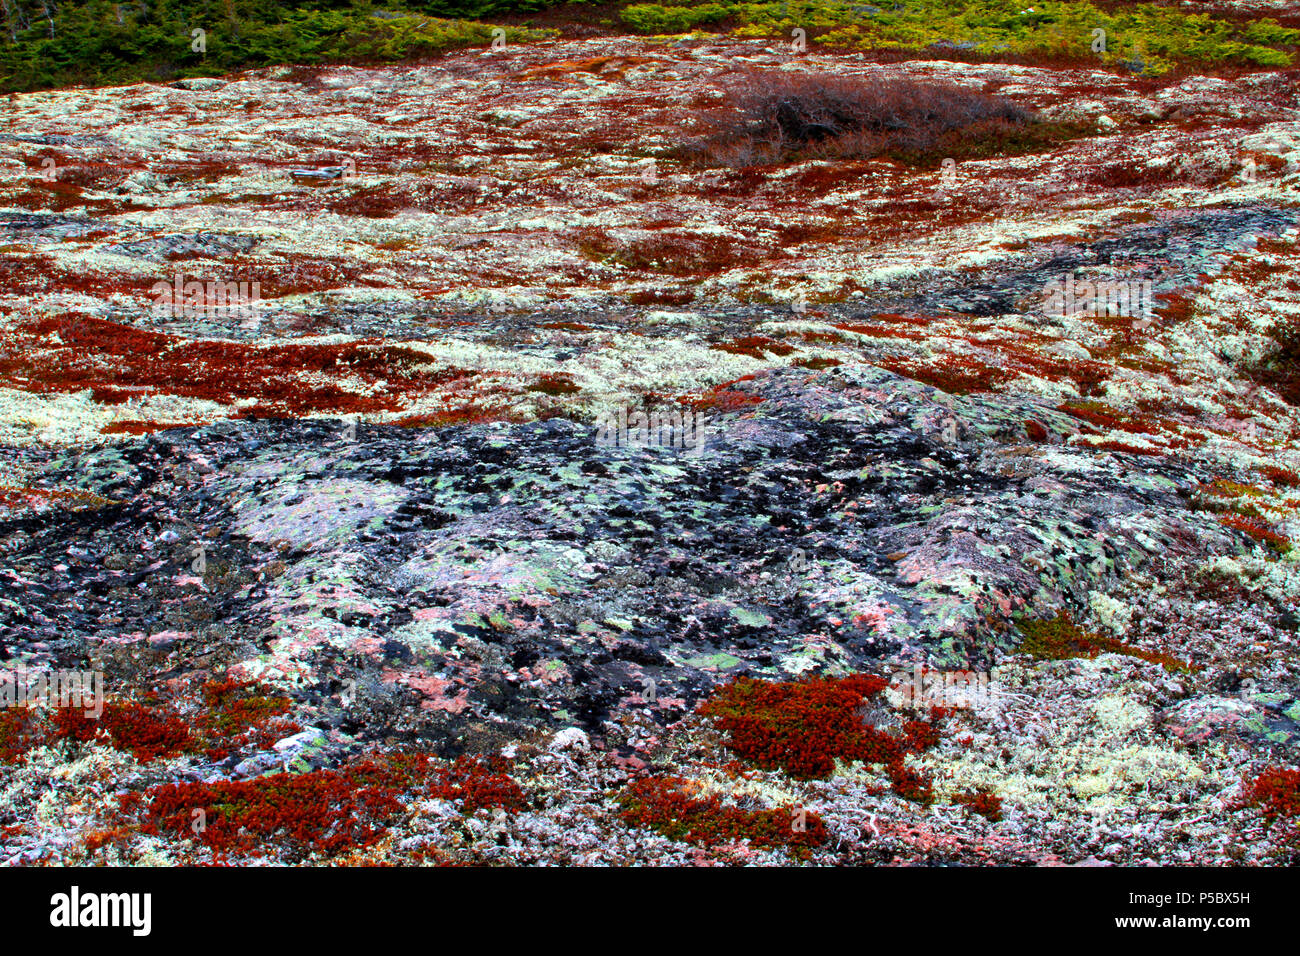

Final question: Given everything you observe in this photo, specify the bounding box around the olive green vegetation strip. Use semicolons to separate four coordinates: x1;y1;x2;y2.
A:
0;0;1295;92
0;1;559;93
622;0;1299;74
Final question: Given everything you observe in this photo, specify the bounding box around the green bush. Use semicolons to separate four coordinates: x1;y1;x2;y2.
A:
620;3;729;34
642;0;1298;75
0;0;558;92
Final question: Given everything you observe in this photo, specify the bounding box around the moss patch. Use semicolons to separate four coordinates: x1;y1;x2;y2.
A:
1016;611;1195;673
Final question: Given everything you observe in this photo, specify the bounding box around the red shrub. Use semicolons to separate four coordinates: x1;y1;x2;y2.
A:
51;703;192;763
1240;767;1300;856
711;335;796;358
1218;513;1293;553
698;674;944;801
954;787;1003;822
618;776;826;849
121;767;405;857
1258;465;1300;488
1243;768;1300;823
120;754;524;859
1249;318;1300;406
197;679;298;761
0;313;471;418
685;379;764;412
0;709;41;763
880;355;1016;395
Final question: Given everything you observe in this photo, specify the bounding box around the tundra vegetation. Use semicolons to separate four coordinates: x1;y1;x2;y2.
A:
1;0;1299;869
